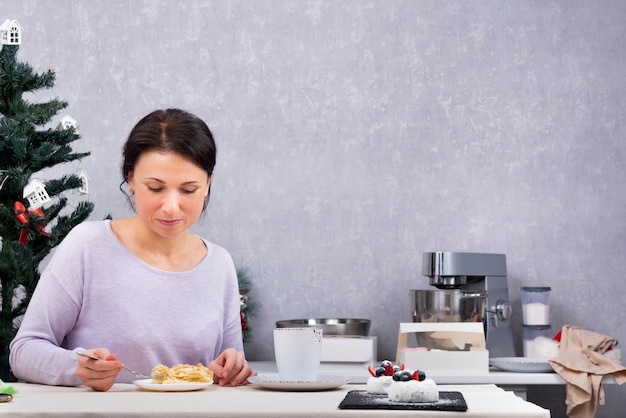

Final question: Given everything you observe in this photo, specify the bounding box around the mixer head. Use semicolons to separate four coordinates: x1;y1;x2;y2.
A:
422;252;507;289
429;275;468;288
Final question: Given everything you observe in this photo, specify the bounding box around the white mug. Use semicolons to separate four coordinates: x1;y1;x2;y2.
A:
273;327;323;381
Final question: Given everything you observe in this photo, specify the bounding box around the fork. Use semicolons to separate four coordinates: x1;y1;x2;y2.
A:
78;352;157;380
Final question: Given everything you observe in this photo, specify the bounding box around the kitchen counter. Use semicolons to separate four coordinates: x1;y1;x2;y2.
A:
0;382;550;417
249;360;617;399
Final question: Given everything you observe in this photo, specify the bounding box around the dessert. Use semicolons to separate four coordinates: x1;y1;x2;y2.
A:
366;374;394;394
366;360;401;395
367;360;438;403
151;363;214;384
386;370;438;403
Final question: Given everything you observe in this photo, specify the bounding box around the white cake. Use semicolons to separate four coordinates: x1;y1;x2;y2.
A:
385;378;438;403
365;376;393;394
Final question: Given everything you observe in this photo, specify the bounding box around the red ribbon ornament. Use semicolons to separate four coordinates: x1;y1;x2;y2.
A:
13;201;51;248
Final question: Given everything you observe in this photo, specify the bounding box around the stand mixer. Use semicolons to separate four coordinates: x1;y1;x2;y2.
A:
413;251;517;358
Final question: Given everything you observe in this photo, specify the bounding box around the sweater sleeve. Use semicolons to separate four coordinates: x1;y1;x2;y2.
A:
8;221;104;386
9;251;86;386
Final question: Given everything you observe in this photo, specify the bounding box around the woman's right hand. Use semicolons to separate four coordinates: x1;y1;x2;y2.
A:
76;348;122;391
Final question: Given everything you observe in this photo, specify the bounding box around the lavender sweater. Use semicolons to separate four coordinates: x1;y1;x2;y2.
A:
9;220;244;386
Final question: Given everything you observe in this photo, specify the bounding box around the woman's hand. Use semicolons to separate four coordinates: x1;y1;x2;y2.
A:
76;348;122;392
208;348;256;386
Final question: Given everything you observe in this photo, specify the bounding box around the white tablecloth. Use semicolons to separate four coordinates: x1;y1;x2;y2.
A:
0;382;550;417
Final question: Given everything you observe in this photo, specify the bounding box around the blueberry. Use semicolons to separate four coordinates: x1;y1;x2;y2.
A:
393;365;401;373
375;366;386;377
380;360;392;368
418;370;426;381
400;370;412;381
392;371;403;381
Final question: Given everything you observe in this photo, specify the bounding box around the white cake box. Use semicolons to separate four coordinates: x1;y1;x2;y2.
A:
395;322;489;374
320;336;377;364
318;336;377;377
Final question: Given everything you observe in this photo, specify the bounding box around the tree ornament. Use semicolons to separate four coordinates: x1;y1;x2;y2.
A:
75;168;90;195
22;179;51;209
58;115;79;133
13;202;50;248
0;19;22;46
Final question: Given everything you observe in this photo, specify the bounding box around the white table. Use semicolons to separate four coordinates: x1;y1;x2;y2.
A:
0;382;550;417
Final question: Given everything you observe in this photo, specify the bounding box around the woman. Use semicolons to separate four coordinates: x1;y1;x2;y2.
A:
9;108;256;391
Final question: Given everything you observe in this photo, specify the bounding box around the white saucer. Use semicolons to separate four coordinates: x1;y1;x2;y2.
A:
489;357;554;373
133;379;214;392
248;374;351;391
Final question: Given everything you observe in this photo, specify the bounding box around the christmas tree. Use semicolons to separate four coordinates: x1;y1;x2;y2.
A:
0;20;94;380
237;267;260;344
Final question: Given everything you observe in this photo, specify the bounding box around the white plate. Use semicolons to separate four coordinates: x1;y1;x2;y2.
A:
248;374;351;391
489;357;554;373
133;379;214;392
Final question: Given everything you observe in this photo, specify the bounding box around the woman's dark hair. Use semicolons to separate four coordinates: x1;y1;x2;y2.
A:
120;108;217;210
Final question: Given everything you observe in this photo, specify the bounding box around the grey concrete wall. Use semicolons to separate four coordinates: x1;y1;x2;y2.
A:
4;1;625;416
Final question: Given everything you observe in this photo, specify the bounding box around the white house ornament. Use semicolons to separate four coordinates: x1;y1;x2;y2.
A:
0;19;23;46
23;179;51;209
59;115;79;133
75;168;90;194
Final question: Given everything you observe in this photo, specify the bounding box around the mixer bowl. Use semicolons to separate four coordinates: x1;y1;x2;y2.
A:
411;290;487;350
275;318;370;337
411;289;487;323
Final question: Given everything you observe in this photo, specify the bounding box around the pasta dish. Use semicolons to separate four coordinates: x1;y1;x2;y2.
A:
151;363;214;384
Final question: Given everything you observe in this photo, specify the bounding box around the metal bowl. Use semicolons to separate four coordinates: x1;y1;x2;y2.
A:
275;318;371;337
411;289;487;323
